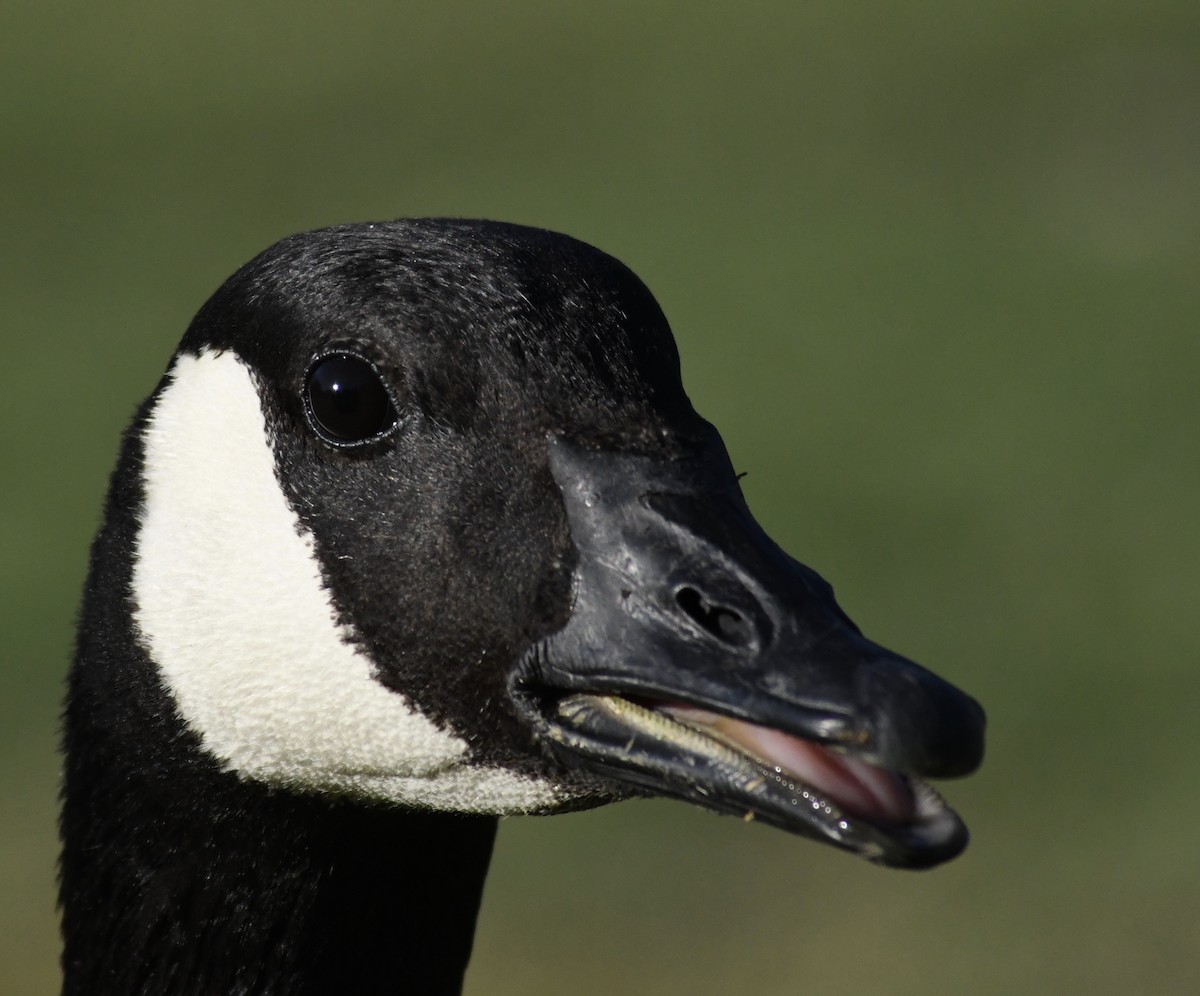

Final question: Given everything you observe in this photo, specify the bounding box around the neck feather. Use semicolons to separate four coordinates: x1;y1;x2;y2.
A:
62;425;497;995
60;688;497;995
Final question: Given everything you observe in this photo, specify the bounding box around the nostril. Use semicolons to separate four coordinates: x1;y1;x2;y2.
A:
674;586;754;648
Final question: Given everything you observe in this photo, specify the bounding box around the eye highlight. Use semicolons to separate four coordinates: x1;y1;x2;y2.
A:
304;353;399;446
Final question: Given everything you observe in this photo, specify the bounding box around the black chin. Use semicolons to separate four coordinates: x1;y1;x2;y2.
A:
509;431;984;868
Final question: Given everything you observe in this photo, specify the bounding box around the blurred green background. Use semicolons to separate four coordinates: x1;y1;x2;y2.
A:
3;2;1197;992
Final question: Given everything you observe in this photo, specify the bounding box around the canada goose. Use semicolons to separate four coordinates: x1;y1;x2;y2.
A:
61;219;985;995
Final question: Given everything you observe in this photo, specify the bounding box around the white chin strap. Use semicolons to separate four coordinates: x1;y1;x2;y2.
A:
133;348;564;813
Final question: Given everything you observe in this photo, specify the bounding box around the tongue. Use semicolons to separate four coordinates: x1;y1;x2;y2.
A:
659;704;916;826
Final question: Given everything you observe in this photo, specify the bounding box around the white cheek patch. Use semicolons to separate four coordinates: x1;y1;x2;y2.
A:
132;349;562;814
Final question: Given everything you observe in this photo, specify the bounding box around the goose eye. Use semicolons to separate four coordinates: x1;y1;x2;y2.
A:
304;354;399;445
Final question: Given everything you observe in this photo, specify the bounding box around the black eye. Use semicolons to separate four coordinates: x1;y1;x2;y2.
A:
304;354;399;445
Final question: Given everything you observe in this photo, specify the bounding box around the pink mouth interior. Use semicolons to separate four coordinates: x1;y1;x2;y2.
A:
658;703;916;826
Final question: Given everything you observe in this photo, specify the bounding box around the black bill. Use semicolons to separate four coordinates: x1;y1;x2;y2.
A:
513;430;986;869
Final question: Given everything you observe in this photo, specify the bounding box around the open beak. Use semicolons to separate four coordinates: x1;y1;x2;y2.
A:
512;429;985;869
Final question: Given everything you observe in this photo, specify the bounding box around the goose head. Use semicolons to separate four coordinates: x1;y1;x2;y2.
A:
123;218;984;870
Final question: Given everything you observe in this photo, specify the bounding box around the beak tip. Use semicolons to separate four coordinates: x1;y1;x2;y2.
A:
860;662;987;778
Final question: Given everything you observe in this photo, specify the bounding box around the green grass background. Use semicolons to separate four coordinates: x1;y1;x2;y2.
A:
3;2;1198;992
